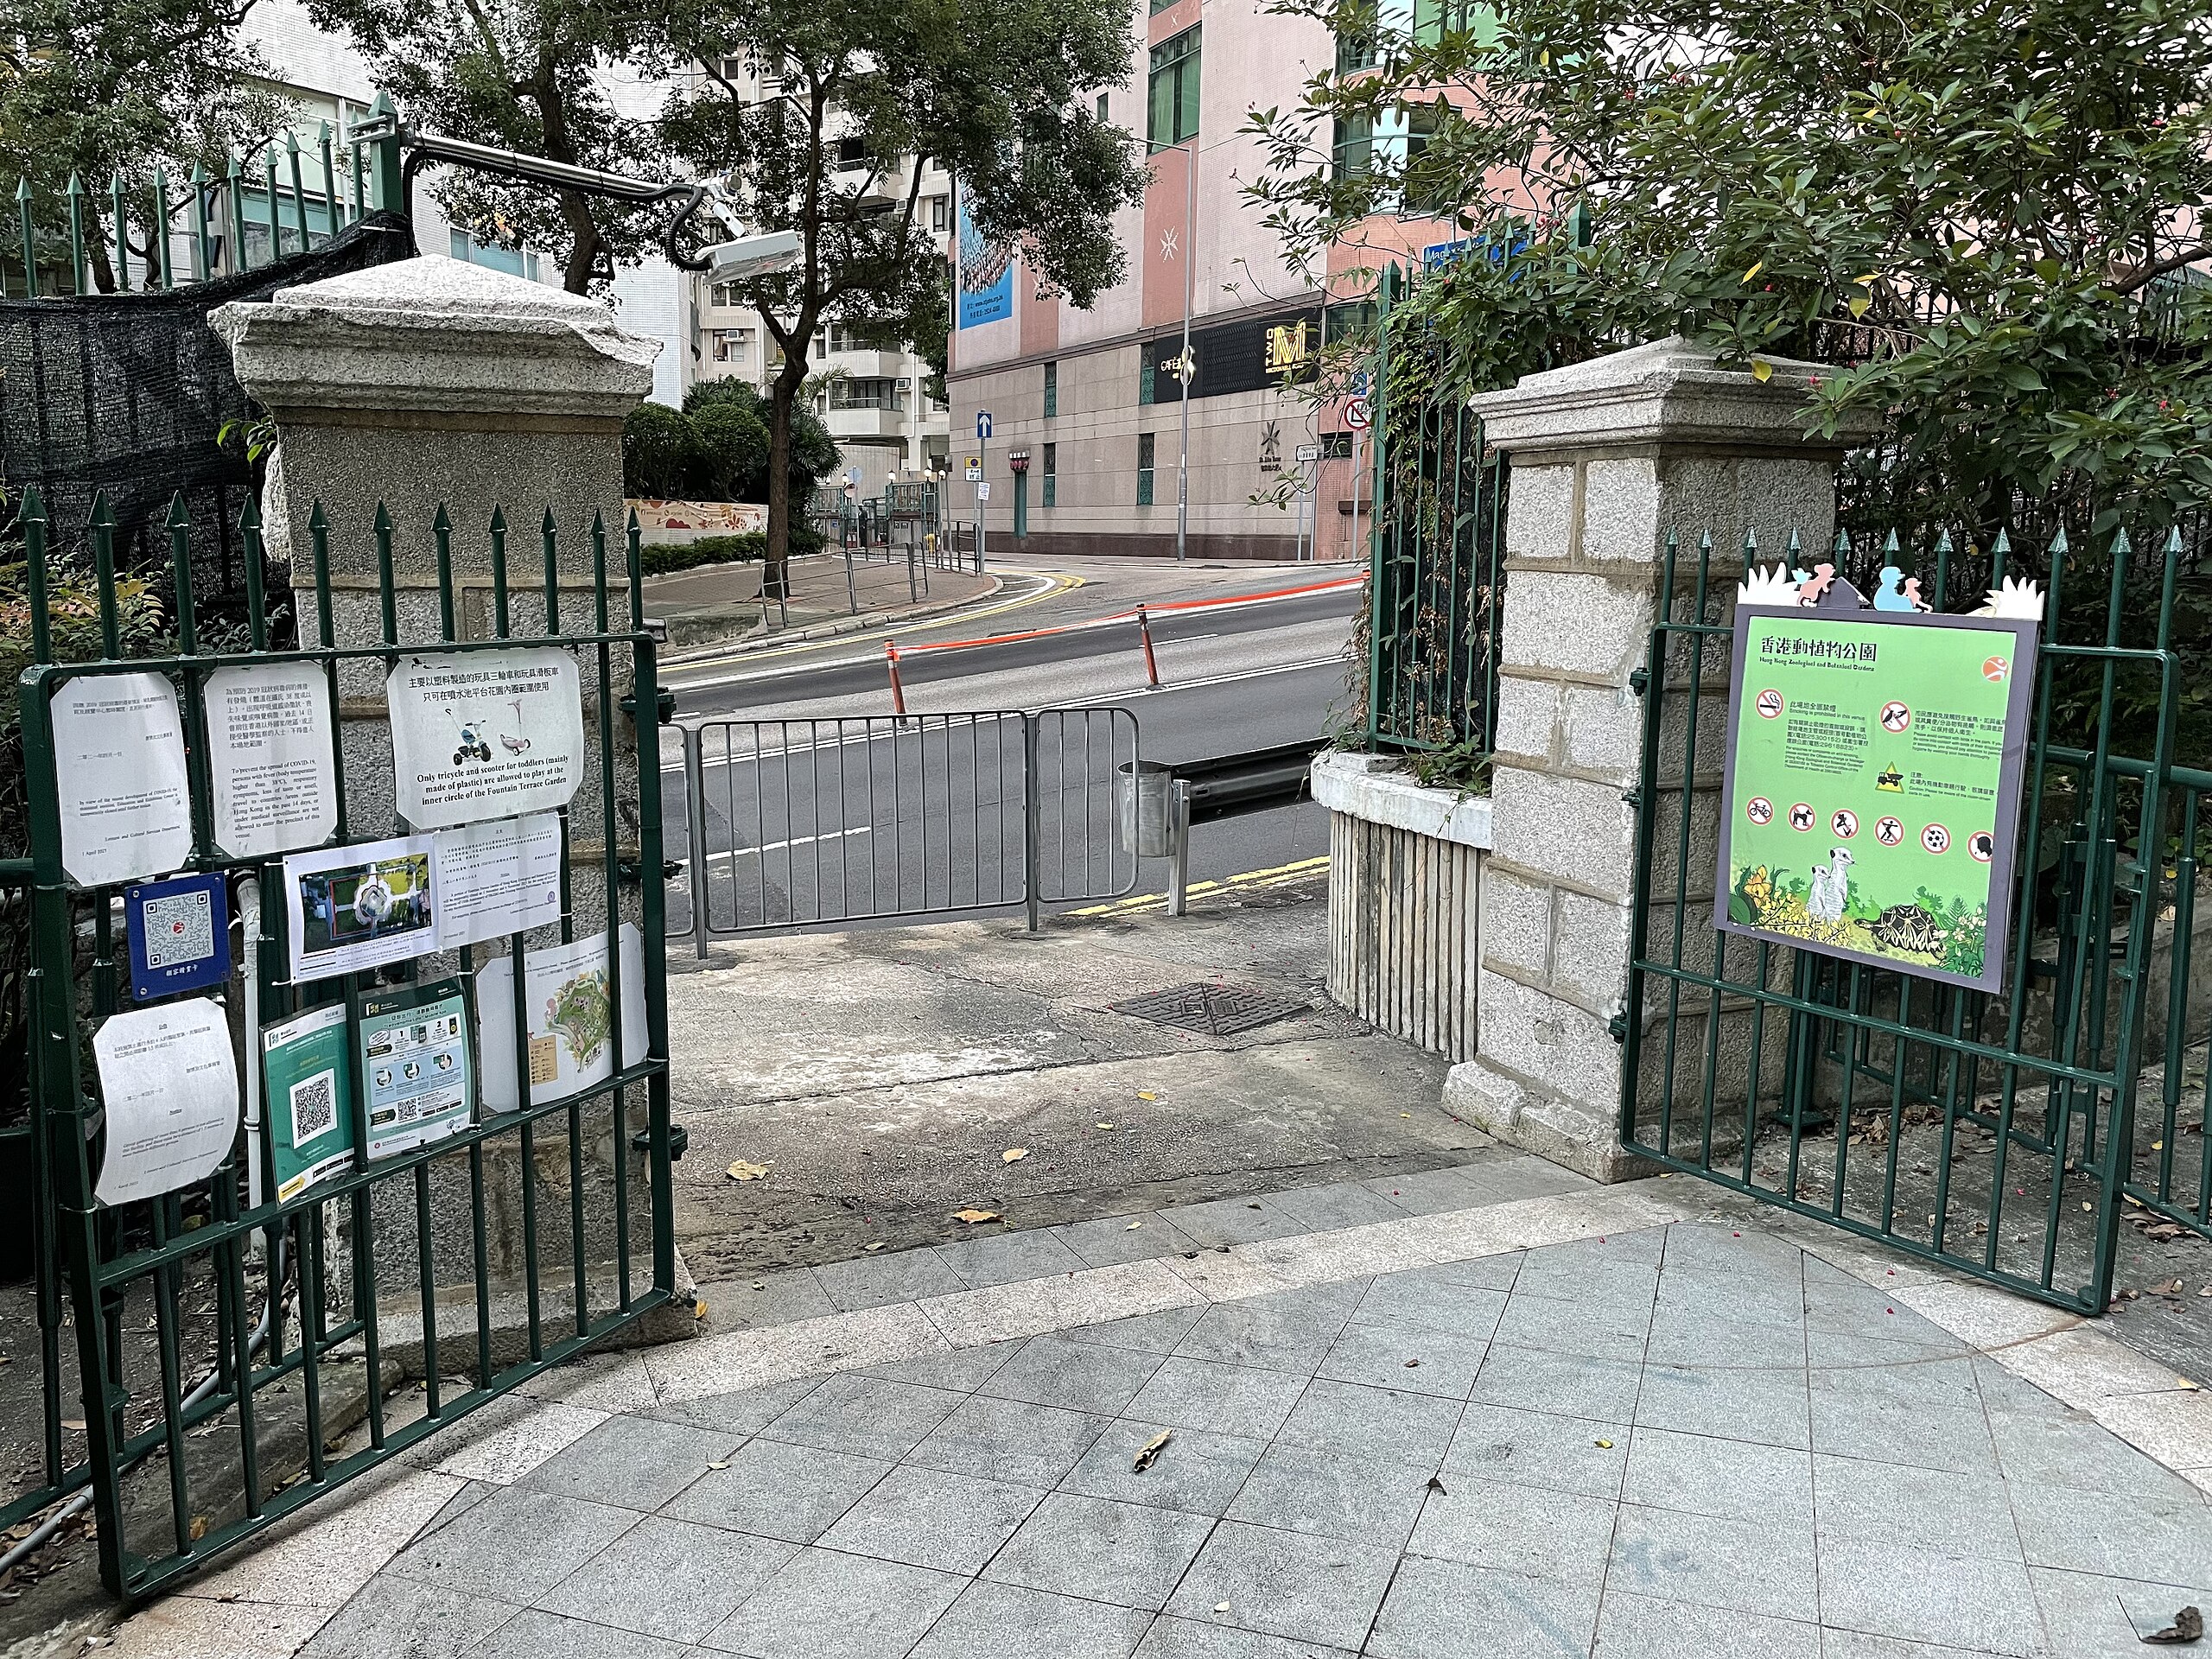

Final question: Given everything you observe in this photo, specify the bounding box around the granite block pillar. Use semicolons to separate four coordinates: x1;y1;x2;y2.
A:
1442;338;1880;1180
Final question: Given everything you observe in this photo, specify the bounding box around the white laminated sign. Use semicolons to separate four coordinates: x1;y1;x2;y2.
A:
387;649;584;830
205;663;340;858
52;672;194;886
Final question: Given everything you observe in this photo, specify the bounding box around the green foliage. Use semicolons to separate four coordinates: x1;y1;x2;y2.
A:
0;0;287;289
638;531;764;575
307;0;666;292
1250;0;2212;767
624;384;840;503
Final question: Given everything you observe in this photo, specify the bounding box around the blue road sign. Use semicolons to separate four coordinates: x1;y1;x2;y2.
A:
976;410;994;440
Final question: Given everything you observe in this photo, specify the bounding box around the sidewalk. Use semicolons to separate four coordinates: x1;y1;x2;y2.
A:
645;550;996;653
100;1171;2212;1659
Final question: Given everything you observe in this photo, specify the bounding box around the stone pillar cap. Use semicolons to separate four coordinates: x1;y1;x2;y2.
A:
213;255;660;420
1467;334;1882;460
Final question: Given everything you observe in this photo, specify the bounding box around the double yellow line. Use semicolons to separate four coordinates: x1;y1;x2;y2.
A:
1069;855;1330;918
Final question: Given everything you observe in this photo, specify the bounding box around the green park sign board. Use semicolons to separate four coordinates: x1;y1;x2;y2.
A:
1714;601;2041;994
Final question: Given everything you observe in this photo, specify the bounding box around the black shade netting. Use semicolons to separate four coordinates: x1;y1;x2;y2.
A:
0;211;415;617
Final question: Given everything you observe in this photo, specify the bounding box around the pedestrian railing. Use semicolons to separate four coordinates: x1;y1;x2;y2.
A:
672;709;1140;950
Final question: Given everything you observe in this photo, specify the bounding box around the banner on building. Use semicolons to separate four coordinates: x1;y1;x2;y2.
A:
956;184;1013;329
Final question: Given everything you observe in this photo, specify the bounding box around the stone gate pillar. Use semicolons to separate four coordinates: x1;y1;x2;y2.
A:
1446;338;1878;1180
211;257;688;1350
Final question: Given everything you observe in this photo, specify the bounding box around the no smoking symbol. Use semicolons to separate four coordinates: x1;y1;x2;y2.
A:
1875;817;1904;847
1756;689;1784;720
1878;701;1910;733
1745;797;1775;826
1922;823;1951;855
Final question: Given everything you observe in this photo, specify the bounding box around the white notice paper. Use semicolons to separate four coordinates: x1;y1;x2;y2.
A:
92;999;241;1206
431;813;564;950
54;672;194;886
387;649;585;830
478;925;649;1114
206;664;339;858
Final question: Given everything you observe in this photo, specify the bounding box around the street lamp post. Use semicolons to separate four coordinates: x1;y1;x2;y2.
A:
1171;141;1195;563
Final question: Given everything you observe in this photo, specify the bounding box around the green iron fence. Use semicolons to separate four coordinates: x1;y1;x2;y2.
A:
1362;262;1509;758
7;485;676;1599
5;97;405;299
1621;522;2202;1313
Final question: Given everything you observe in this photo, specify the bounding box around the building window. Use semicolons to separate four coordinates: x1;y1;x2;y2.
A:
826;319;904;354
711;328;750;364
830;377;906;410
931;195;948;232
1147;27;1201;151
1096;93;1109;122
1335;0;1378;71
709;280;746;308
1042;442;1057;508
1043;360;1058;418
1136;432;1155;506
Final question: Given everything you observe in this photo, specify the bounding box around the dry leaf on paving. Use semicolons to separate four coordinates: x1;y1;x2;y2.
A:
864;1242;887;1252
952;1209;1001;1224
1137;1092;1158;1101
726;1160;771;1182
1133;1429;1173;1472
1125;1220;1143;1230
1002;1148;1029;1164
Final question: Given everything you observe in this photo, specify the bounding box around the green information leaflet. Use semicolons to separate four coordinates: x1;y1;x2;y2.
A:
352;976;475;1159
1715;607;2037;994
260;1001;355;1203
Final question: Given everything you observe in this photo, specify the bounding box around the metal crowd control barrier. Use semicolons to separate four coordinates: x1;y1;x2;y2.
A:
674;709;1140;950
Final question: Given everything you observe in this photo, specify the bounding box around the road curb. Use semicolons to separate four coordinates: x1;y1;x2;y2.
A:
657;574;1005;667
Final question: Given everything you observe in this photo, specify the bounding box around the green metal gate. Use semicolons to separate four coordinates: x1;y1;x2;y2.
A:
1622;524;2201;1314
8;486;676;1599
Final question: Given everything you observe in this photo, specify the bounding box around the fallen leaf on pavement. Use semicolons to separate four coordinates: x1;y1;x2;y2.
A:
1002;1148;1029;1164
2144;1605;2203;1644
1213;1603;1230;1615
1138;1091;1159;1101
1126;1221;1143;1230
1096;1122;1115;1129
707;1461;730;1471
726;1160;771;1182
952;1209;1001;1224
1426;1476;1447;1495
1594;1439;1614;1449
188;1516;209;1541
864;1243;887;1253
1134;1430;1173;1472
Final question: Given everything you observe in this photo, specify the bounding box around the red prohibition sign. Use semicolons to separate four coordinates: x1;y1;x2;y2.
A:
1831;810;1859;839
1875;816;1904;847
1745;796;1775;826
1878;701;1911;734
1967;830;1996;863
1922;823;1951;855
1756;689;1785;720
1788;802;1815;832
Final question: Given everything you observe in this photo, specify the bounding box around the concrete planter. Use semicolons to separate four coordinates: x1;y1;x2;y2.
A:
1313;750;1492;1061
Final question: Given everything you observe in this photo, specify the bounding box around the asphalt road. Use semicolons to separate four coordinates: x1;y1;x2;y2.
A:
659;560;1361;938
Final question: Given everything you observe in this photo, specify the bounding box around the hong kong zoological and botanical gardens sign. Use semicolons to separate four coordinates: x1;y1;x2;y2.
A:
1713;560;2045;994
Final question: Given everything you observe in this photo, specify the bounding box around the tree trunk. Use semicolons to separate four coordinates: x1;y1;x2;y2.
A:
764;345;810;598
559;188;602;294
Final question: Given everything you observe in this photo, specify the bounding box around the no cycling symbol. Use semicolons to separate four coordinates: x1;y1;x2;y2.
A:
1745;796;1775;826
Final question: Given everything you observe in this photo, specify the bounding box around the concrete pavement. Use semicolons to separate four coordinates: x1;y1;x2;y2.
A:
89;1172;2212;1659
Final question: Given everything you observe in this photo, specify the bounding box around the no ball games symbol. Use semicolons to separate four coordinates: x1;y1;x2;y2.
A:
1968;830;1996;863
1831;809;1859;839
1788;802;1815;832
1745;796;1775;826
1878;700;1911;733
1875;816;1905;847
1756;689;1784;720
1922;823;1951;855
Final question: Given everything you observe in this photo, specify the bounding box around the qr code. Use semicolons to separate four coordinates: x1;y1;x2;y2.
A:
290;1071;338;1147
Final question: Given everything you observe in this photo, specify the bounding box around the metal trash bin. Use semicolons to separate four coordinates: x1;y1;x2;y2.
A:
1117;760;1174;858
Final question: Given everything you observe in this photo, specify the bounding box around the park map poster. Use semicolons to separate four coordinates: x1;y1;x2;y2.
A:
1714;605;2040;995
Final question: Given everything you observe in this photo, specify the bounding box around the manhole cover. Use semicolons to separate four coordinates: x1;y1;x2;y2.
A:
1109;982;1311;1037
